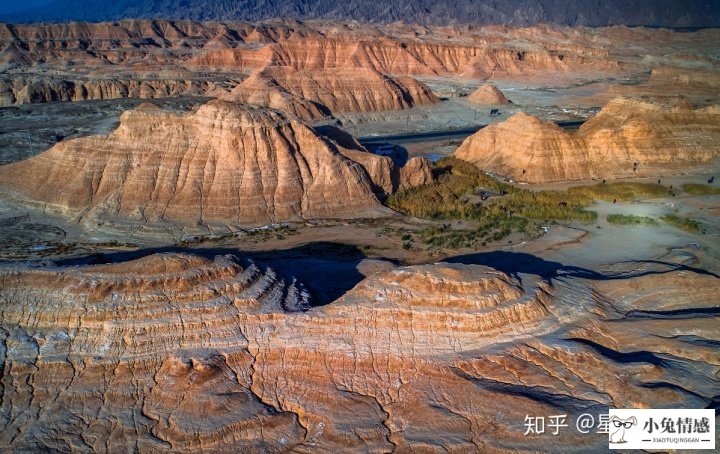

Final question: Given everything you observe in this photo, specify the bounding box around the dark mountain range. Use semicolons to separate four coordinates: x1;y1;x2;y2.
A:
3;0;720;27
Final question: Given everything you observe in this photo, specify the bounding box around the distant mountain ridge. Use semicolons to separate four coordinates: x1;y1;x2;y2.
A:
3;0;720;27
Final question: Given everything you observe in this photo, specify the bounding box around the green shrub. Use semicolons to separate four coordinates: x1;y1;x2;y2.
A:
606;214;658;226
681;184;720;195
567;182;671;201
660;214;705;234
385;159;681;246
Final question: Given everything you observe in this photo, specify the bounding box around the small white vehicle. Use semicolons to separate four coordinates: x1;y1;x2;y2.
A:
374;145;396;156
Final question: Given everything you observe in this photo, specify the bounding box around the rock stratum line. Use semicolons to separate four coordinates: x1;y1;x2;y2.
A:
0;253;717;451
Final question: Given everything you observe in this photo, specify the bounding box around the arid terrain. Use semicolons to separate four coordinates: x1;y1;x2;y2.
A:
0;17;718;453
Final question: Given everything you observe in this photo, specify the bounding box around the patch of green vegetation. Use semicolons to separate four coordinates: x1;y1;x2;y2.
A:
567;182;672;201
387;157;596;223
91;240;138;248
660;214;706;234
681;183;720;195
385;157;597;248
385;157;682;248
606;214;658;227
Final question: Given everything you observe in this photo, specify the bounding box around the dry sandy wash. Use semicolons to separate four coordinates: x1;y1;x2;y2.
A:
0;252;717;451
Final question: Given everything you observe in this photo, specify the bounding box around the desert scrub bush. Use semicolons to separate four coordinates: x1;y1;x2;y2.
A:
483;190;597;222
416;215;542;250
567;182;671;201
386;157;597;245
660;214;705;234
387;157;595;223
606;214;658;226
681;184;720;195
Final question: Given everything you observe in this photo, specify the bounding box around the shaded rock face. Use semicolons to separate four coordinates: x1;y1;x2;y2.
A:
0;77;214;106
455;97;720;183
311;124;434;195
0;254;716;451
398;156;434;190
0;100;399;228
467;83;509;105
218;66;438;120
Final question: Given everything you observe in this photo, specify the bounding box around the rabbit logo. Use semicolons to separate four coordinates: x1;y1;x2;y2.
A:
609;415;637;443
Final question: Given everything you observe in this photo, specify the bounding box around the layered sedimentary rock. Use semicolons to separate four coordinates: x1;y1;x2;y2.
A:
213;70;331;121
218;66;438;119
455;97;720;183
0;253;716;451
310;124;434;194
1;20;637;80
467;83;509;105
0;100;433;227
455;112;586;182
0;253;311;451
0;77;215;106
195;36;621;80
0;100;397;227
398;156;434;190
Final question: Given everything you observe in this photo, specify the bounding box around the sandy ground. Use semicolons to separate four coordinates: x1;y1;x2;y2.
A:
1;72;719;306
2;182;718;305
0;97;209;164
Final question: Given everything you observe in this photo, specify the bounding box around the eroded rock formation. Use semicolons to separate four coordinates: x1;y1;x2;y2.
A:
0;77;215;106
0;100;433;228
455;97;720;183
0;100;399;228
1;20;636;80
217;66;438;119
0;253;716;451
467;83;509;105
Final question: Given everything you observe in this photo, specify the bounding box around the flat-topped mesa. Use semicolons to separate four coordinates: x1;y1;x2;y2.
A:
455;97;720;183
467;83;510;105
0;100;414;228
217;66;438;119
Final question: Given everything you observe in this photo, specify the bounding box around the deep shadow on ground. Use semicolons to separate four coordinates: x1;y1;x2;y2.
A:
46;246;719;307
52;242;376;307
